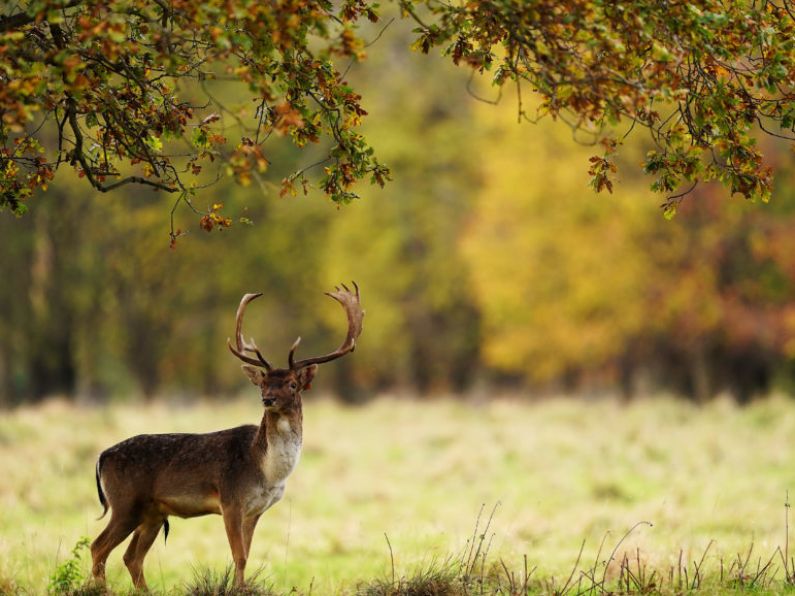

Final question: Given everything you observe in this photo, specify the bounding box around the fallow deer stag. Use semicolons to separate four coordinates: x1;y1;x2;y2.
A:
90;283;364;589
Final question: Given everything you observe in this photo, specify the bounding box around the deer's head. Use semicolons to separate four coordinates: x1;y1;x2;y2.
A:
228;283;364;413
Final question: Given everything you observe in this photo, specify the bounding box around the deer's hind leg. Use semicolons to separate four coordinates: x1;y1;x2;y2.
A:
123;517;164;590
91;509;139;584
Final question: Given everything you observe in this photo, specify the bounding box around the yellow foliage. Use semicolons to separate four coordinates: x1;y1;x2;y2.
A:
462;101;653;381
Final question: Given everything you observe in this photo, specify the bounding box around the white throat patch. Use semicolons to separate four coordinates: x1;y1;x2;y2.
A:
263;416;301;484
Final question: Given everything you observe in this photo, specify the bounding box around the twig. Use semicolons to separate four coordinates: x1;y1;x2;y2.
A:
666;180;699;202
384;532;396;587
600;521;653;586
364;17;395;48
559;539;585;595
692;539;715;589
465;70;502;105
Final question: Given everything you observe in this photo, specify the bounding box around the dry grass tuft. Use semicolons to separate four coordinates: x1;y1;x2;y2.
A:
0;574;22;596
184;566;275;596
356;562;458;596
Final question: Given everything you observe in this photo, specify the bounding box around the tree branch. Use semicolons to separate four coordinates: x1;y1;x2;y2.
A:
0;0;83;33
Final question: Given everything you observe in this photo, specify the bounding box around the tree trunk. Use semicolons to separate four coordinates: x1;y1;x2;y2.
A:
690;344;711;404
27;200;78;400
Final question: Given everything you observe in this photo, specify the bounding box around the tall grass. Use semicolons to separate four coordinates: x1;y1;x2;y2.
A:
1;395;795;593
357;504;795;595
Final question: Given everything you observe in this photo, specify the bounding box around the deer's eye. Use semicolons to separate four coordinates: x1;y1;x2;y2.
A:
289;382;298;391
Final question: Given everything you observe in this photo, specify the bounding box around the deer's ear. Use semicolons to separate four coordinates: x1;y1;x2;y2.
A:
297;364;318;390
241;365;267;386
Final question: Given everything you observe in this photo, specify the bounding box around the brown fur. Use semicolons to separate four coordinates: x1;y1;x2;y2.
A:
91;366;316;590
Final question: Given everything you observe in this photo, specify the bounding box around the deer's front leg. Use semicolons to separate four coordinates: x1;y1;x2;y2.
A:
222;507;247;587
242;513;262;559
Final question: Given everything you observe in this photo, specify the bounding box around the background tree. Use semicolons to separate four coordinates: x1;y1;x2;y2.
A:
464;100;795;402
4;8;795;405
321;35;481;395
3;0;795;222
462;104;653;393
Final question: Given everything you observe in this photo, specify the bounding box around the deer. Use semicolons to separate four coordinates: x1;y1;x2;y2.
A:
90;283;364;590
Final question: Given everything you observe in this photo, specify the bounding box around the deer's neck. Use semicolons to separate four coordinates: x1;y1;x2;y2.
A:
253;408;303;484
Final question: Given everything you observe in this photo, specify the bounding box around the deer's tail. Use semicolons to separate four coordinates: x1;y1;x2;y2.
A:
95;454;109;520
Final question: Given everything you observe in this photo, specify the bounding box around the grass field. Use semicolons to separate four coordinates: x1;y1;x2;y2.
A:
2;394;795;594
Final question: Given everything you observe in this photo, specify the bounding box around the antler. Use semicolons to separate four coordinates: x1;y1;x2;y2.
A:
289;282;364;369
227;293;273;371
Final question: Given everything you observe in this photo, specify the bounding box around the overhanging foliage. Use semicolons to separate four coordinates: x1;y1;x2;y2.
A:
2;0;795;223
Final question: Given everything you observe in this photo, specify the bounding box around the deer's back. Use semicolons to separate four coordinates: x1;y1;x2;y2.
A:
98;425;259;516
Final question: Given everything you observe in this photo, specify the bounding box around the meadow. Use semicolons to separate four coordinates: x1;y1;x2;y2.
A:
1;394;795;594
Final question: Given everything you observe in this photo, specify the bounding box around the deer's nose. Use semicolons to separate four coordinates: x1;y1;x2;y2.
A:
262;397;276;407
